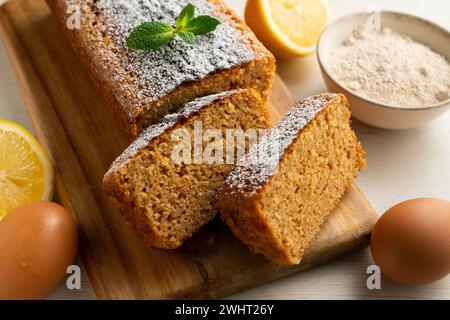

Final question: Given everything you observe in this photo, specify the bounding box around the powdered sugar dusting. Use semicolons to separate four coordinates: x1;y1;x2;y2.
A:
225;93;337;195
89;0;254;108
108;90;242;171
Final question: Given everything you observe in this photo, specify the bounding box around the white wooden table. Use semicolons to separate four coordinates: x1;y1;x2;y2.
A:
0;0;449;300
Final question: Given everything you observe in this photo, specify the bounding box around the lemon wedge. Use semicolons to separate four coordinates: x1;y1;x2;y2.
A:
245;0;331;58
0;120;53;219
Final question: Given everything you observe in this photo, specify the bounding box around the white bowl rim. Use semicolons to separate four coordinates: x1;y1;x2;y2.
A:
317;10;450;112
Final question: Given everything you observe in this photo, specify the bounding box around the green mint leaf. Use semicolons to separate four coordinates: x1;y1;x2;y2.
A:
176;3;195;29
178;31;197;44
126;22;174;50
126;5;221;51
184;16;221;35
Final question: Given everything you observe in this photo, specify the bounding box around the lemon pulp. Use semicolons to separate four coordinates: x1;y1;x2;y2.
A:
0;120;53;219
245;0;331;57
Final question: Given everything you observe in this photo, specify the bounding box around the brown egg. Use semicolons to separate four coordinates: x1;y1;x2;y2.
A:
0;201;78;299
371;198;450;285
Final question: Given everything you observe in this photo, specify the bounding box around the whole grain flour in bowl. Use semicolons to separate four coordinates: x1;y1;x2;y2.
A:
328;25;450;108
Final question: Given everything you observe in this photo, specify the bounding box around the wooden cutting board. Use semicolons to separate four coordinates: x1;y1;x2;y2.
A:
0;0;378;299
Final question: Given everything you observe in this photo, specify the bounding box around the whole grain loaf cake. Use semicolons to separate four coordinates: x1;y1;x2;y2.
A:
219;93;366;265
46;0;276;139
103;89;271;249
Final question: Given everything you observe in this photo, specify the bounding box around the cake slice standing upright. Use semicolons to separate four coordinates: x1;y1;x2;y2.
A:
219;93;366;265
46;0;276;139
103;89;271;249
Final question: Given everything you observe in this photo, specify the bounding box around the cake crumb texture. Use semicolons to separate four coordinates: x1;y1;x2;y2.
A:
103;89;271;249
220;93;366;265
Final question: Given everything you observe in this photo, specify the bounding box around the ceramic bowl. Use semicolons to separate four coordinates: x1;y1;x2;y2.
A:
317;11;450;130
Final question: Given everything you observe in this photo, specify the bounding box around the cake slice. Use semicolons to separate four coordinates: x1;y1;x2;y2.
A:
46;0;276;139
219;93;366;265
103;89;271;249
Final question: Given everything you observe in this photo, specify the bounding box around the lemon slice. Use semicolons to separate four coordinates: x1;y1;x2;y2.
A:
0;120;53;219
245;0;331;58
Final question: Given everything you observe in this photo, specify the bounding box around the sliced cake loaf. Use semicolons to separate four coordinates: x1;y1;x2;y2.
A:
219;93;366;265
46;0;276;139
103;89;271;249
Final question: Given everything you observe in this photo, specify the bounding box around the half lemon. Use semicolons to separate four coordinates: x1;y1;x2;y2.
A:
245;0;331;58
0;119;53;219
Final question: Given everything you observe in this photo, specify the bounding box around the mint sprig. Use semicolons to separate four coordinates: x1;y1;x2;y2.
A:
126;3;221;51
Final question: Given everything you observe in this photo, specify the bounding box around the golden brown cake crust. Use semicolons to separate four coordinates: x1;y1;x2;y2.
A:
46;0;276;140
